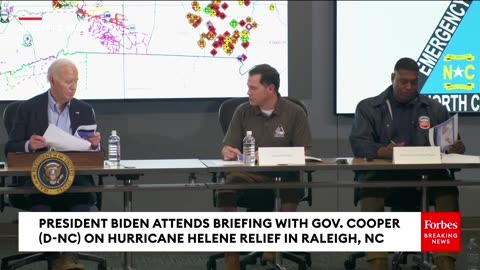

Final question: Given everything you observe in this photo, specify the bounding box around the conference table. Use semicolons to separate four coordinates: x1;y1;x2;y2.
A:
201;158;480;220
2;158;480;270
0;159;208;270
202;157;480;190
201;158;480;270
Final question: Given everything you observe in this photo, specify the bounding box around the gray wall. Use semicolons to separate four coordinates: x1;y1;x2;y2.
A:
1;2;478;220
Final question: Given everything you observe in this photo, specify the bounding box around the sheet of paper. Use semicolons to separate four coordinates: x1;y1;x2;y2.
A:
211;160;245;166
428;114;458;153
441;153;480;164
43;124;92;151
305;155;322;162
75;124;97;139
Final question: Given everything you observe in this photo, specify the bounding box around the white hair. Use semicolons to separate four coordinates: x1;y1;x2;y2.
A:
47;58;76;83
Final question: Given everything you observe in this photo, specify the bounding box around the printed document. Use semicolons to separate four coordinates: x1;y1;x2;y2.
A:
75;124;97;139
441;153;480;164
428;114;458;153
43;124;93;151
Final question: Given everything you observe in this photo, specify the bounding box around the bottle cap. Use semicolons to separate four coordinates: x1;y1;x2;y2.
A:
112;130;117;135
246;130;252;136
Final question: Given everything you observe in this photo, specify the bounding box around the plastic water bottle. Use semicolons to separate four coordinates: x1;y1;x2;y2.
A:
243;130;255;166
108;130;121;166
467;238;480;270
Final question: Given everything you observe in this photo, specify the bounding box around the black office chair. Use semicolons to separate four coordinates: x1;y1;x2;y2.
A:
0;100;107;270
206;97;312;270
343;173;436;270
343;198;422;270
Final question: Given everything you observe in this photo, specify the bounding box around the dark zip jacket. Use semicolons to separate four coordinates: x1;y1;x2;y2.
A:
349;86;462;182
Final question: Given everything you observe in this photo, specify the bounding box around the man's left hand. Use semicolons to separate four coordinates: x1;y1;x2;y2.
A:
88;132;101;149
446;140;465;154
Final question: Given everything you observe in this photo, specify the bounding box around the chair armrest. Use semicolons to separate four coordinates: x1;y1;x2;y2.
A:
0;176;5;212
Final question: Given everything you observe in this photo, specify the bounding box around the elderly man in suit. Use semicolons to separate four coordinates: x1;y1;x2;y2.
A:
5;58;101;270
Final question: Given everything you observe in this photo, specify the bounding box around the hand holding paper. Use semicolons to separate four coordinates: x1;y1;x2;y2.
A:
75;124;97;139
428;114;458;153
29;135;48;152
75;124;100;149
43;124;93;151
445;140;465;154
87;132;101;149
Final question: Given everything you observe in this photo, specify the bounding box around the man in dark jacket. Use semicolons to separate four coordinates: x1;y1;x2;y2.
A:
349;57;464;270
5;58;101;270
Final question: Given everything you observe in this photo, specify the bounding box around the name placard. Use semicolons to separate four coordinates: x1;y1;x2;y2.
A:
258;147;305;166
393;146;441;164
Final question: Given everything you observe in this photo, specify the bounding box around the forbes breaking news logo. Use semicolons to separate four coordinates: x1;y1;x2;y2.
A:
421;212;461;252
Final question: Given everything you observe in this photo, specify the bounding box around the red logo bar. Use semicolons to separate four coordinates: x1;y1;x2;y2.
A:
18;17;43;21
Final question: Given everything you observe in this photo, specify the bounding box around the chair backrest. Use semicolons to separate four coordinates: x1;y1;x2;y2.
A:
3;100;23;135
218;97;308;135
1;101;29;211
218;97;249;135
285;97;308;116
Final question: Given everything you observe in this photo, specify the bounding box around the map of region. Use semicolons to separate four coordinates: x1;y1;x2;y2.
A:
0;0;288;100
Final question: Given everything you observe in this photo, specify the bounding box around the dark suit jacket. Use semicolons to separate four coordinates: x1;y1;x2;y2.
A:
5;91;97;154
4;90;98;191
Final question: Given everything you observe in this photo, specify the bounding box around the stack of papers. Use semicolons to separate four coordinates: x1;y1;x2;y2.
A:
43;124;96;151
441;153;480;164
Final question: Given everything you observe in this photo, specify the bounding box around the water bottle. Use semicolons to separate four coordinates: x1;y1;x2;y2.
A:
243;130;255;166
108;130;121;166
467;238;480;270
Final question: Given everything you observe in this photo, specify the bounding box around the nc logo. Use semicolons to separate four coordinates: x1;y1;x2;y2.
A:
443;64;475;80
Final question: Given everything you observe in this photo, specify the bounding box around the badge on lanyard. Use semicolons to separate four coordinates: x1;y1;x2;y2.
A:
274;125;285;138
418;116;431;129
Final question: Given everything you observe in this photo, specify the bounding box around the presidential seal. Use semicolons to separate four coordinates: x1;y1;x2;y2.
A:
31;152;75;195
